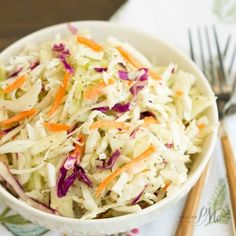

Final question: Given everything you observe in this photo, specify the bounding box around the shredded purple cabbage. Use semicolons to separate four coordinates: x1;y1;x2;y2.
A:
76;165;93;187
94;67;108;73
64;156;77;170
130;82;145;95
30;197;57;215
0;162;57;214
62;170;78;195
93;103;131;113
0;125;19;136
131;185;147;205
4;125;19;133
59;55;74;74
30;61;40;70
130;126;140;139
57;166;78;198
52;44;73;74
67;23;78;35
97;149;121;170
4;125;18;133
93;106;110;112
129;68;148;95
67;123;80;135
138;68;148;81
57;167;76;197
57;158;92;197
112;102;130;113
57;165;68;197
165;143;174;149
118;70;129;81
118;68;148;82
52;43;70;56
140;111;155;119
7;67;22;79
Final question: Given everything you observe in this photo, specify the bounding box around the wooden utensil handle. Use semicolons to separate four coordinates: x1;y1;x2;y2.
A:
221;134;236;228
175;165;209;236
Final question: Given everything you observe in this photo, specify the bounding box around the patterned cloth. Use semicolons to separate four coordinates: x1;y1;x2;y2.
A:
1;0;236;235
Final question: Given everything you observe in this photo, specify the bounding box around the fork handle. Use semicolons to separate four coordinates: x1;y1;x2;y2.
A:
221;134;236;228
175;164;209;236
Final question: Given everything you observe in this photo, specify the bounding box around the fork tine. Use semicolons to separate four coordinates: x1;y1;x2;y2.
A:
231;74;236;95
228;44;236;75
213;25;227;86
223;73;236;115
223;34;232;57
188;29;195;62
197;27;206;75
204;26;216;85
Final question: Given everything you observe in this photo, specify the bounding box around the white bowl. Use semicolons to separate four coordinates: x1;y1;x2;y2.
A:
0;21;218;236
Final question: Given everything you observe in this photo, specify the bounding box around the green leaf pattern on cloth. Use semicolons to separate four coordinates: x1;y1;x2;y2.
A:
0;207;48;236
0;208;29;225
4;224;48;236
208;178;231;225
212;0;236;23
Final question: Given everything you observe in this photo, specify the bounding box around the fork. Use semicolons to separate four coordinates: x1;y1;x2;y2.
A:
175;26;236;236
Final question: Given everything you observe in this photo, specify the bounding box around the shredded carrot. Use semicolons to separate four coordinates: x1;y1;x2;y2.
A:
162;180;171;192
77;134;86;143
143;116;159;126
71;144;84;161
198;123;206;130
90;120;130;131
3;75;26;93
175;90;183;97
44;122;70;132
149;70;162;81
1;108;38;126
127;80;133;86
71;134;86;163
47;72;70;116
116;46;162;80
83;79;114;99
77;36;103;52
83;82;105;99
116;46;143;68
128;81;133;86
96;145;156;196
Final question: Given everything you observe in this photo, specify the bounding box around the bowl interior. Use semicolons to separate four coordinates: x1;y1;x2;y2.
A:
0;21;218;224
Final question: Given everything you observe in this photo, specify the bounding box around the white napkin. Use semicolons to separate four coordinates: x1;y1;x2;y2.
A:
110;0;236;235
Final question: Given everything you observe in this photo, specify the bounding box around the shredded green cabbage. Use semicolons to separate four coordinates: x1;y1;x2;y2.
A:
0;64;6;81
0;27;216;219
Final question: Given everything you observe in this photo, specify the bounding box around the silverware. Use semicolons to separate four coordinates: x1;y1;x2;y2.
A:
176;26;236;236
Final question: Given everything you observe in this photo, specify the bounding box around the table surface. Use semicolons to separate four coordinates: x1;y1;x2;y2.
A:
0;0;125;51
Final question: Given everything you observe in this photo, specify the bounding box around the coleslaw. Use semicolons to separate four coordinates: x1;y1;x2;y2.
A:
0;24;216;219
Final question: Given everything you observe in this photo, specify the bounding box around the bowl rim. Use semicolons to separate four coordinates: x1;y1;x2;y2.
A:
0;20;218;224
